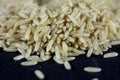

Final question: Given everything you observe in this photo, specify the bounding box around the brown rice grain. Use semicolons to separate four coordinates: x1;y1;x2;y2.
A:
103;52;118;58
34;70;45;80
64;61;71;70
84;67;102;73
13;55;24;61
21;61;38;66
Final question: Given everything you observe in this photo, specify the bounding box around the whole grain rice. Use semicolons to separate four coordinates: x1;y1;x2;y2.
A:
21;61;38;66
34;70;45;80
53;56;64;64
64;61;72;70
0;0;120;79
13;55;24;61
84;67;102;73
103;52;118;58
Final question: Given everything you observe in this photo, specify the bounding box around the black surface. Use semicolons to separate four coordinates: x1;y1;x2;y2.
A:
0;45;120;80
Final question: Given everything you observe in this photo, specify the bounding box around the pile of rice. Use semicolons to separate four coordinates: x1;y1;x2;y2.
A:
0;0;120;79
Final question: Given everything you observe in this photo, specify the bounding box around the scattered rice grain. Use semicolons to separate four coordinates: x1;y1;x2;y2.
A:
34;70;45;80
64;61;71;70
103;52;118;58
84;67;102;73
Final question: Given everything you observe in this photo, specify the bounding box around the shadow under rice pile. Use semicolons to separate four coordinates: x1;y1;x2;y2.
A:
0;0;120;79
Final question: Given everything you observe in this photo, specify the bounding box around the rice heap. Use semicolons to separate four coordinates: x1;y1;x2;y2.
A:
0;0;120;63
0;0;120;74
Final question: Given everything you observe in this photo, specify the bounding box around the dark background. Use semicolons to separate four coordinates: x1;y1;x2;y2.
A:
0;45;120;80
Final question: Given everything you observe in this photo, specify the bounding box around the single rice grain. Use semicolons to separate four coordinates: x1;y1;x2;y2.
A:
103;52;118;58
34;70;45;80
21;61;38;66
13;55;24;61
64;61;71;70
84;67;102;73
